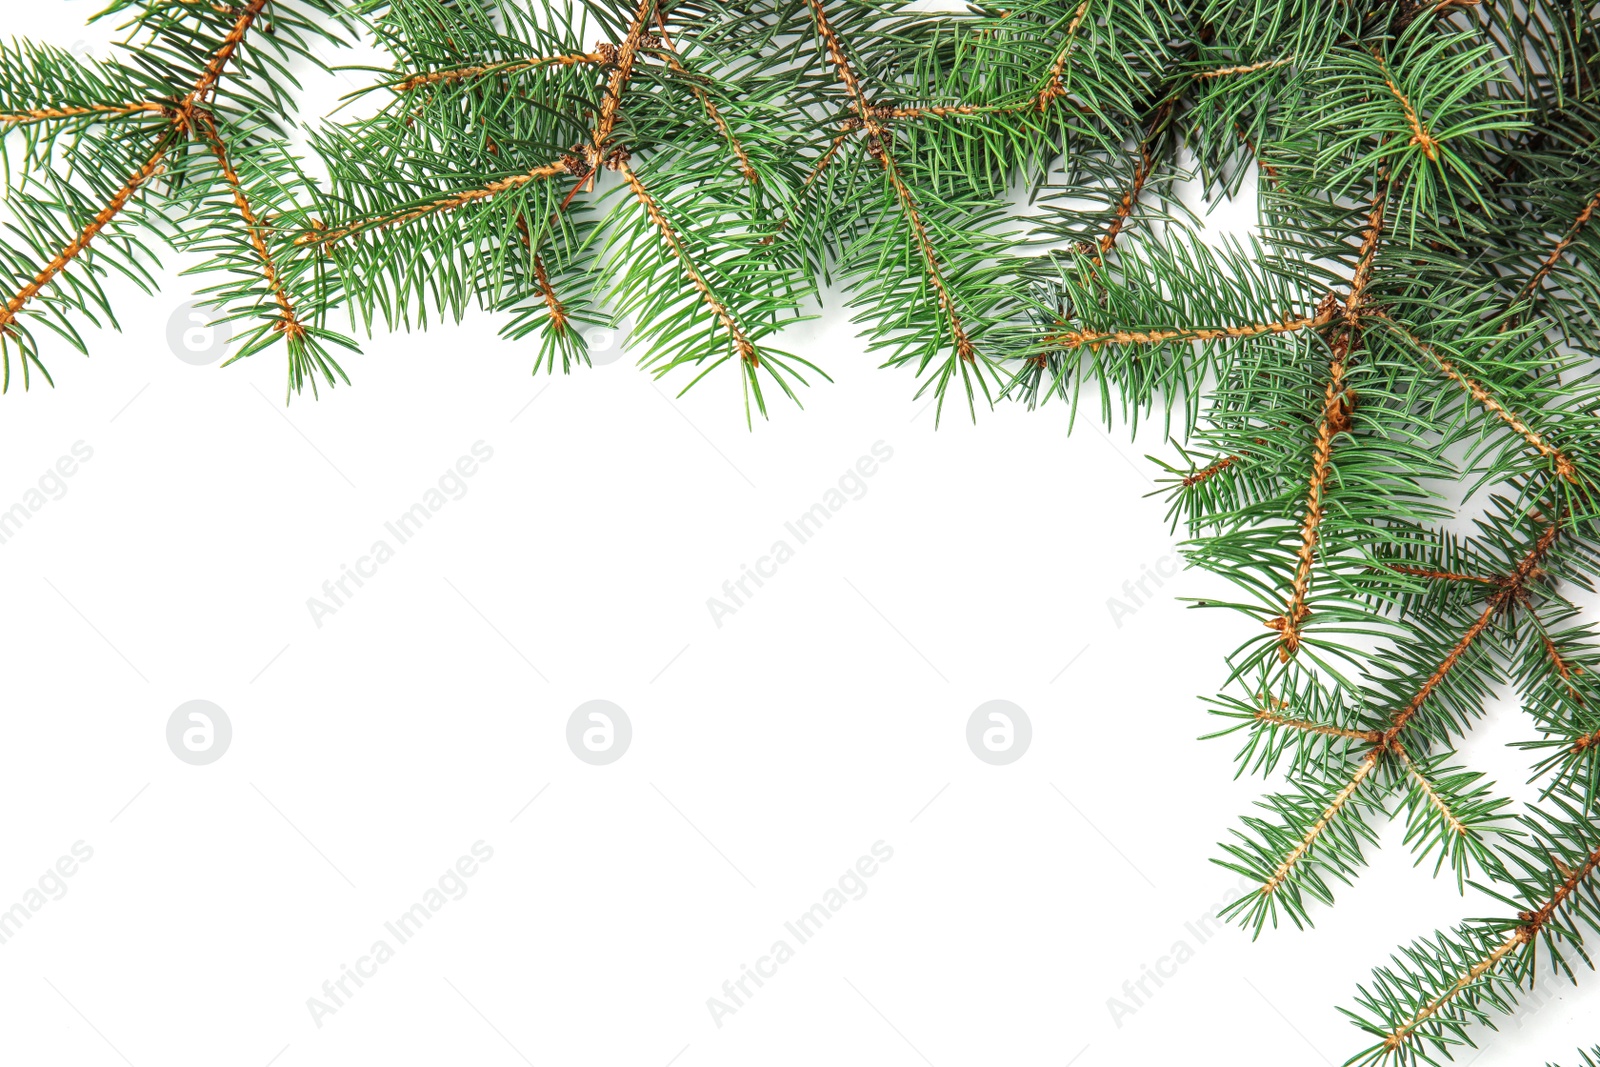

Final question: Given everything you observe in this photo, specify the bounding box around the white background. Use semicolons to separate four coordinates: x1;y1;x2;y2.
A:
1;7;1596;1067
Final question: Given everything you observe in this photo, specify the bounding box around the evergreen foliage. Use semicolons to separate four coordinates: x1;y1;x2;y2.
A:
3;1;1599;1061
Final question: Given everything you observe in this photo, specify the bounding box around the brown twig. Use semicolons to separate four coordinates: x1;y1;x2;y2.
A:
1387;564;1496;584
533;254;568;333
1194;57;1292;79
184;0;272;108
1255;704;1381;744
556;0;657;213
1038;0;1093;108
807;0;877;129
592;0;657;158
1183;454;1240;488
0;102;166;128
804;126;855;188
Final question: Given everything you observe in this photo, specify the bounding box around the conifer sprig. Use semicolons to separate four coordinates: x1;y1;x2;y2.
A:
4;1;1599;1060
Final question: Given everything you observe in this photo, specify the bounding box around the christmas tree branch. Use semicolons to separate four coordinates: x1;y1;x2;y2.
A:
1517;190;1600;302
806;0;976;361
0;0;273;350
294;160;572;250
1047;306;1332;351
1270;186;1389;659
0;139;172;352
0;102;165;128
1371;841;1600;1056
386;52;607;94
652;9;758;185
616;156;759;367
1374;314;1580;481
192;110;305;341
1394;744;1472;840
1260;749;1382;897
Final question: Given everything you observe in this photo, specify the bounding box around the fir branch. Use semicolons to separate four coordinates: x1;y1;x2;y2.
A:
1372;47;1440;161
1048;306;1332;351
386;52;607;93
1375;314;1579;481
1184;453;1241;487
0;139;172;351
295;160;572;249
1268;187;1389;660
616;155;758;368
1379;516;1558;740
1366;840;1600;1058
1194;57;1294;79
0;101;166;128
0;0;276;354
192;110;305;341
878;148;976;361
805;0;976;362
651;9;757;185
1395;745;1471;842
1261;748;1382;898
532;253;568;335
1517;189;1600;303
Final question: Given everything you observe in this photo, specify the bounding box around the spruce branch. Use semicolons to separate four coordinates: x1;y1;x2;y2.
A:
1517;189;1600;304
616;154;758;369
3;5;1600;1058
